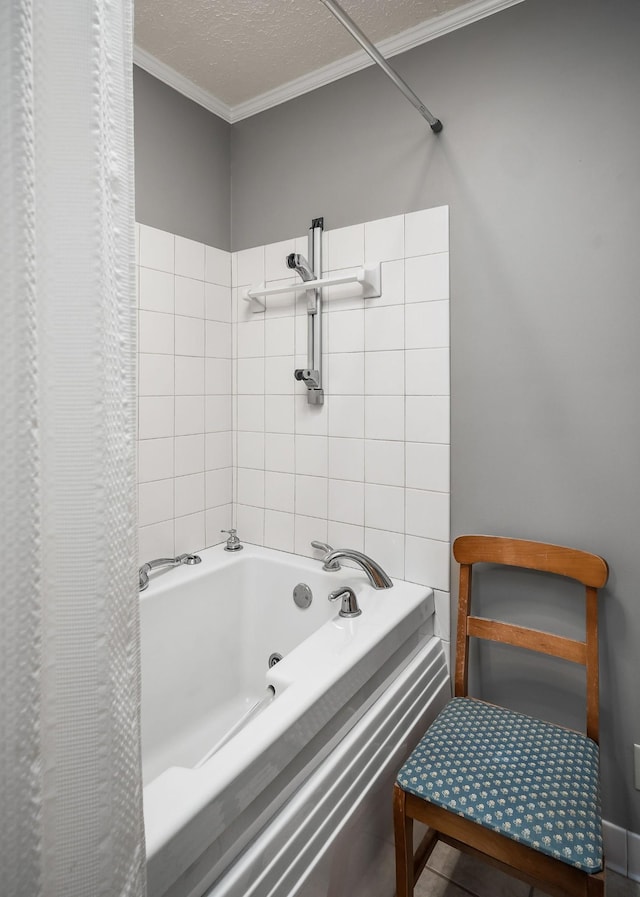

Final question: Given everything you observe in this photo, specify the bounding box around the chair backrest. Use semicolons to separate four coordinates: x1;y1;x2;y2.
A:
452;535;609;742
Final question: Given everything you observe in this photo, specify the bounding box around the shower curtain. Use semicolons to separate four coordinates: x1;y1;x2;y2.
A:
0;2;145;896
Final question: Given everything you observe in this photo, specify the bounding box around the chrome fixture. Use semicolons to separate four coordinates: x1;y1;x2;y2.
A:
322;549;393;590
293;218;324;405
287;253;315;282
294;366;321;390
138;553;201;591
221;528;243;551
293;583;313;609
319;0;443;133
328;586;361;618
311;540;341;571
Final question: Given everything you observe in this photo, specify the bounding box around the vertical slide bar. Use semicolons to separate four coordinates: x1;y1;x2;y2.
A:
306;218;324;404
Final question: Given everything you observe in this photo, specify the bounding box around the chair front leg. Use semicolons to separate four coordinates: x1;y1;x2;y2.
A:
586;869;606;896
394;784;414;897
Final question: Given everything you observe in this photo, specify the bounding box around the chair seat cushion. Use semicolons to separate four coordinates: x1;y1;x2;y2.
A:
396;697;602;872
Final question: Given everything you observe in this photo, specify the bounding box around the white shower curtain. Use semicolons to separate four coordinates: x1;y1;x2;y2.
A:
0;2;145;896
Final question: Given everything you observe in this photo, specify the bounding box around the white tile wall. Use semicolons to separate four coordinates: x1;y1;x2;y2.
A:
137;223;232;562
228;206;451;613
174;435;204;477
329;437;364;482
175;275;205;318
139;267;174;313
136;207;450;637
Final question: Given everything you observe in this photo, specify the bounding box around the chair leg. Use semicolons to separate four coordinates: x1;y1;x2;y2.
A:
586;870;606;896
394;784;414;897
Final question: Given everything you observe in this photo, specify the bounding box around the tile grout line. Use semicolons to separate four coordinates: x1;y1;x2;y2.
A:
421;863;487;897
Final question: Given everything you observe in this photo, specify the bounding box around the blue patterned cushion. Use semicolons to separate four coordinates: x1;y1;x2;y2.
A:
397;698;602;872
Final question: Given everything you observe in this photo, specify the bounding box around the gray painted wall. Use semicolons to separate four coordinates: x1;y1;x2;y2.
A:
231;0;640;830
133;66;231;249
133;0;640;829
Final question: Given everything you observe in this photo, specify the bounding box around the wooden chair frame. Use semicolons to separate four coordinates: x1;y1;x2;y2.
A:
394;535;609;897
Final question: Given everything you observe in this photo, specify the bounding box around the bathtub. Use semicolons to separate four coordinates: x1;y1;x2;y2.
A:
141;543;450;897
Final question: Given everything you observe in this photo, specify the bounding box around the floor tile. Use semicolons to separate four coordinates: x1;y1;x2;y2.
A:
531;868;638;897
425;842;530;897
393;835;638;897
415;867;475;897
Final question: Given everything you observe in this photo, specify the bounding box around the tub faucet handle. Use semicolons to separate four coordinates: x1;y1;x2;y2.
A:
328;586;361;618
221;529;243;552
311;540;341;571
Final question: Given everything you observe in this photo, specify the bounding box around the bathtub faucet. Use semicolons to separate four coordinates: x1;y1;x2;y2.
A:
321;549;393;590
311;540;341;570
138;553;201;592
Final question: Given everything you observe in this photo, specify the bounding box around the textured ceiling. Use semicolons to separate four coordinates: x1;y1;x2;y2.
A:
135;0;471;107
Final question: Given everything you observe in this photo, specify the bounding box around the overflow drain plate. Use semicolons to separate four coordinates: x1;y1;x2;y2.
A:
293;583;313;609
268;653;282;668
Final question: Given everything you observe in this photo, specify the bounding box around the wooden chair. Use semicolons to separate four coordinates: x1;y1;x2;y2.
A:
394;535;609;897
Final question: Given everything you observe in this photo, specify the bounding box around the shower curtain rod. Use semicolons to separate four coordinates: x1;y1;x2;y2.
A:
319;0;443;133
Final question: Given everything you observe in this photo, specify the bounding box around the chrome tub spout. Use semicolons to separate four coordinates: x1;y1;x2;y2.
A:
322;549;393;589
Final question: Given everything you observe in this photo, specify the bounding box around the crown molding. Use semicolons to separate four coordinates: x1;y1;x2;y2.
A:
135;0;524;125
231;0;524;122
133;46;233;122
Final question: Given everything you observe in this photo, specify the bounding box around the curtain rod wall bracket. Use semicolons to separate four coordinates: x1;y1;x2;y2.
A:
319;0;443;133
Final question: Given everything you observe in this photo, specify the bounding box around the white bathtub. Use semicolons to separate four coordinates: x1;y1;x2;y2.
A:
141;543;450;897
